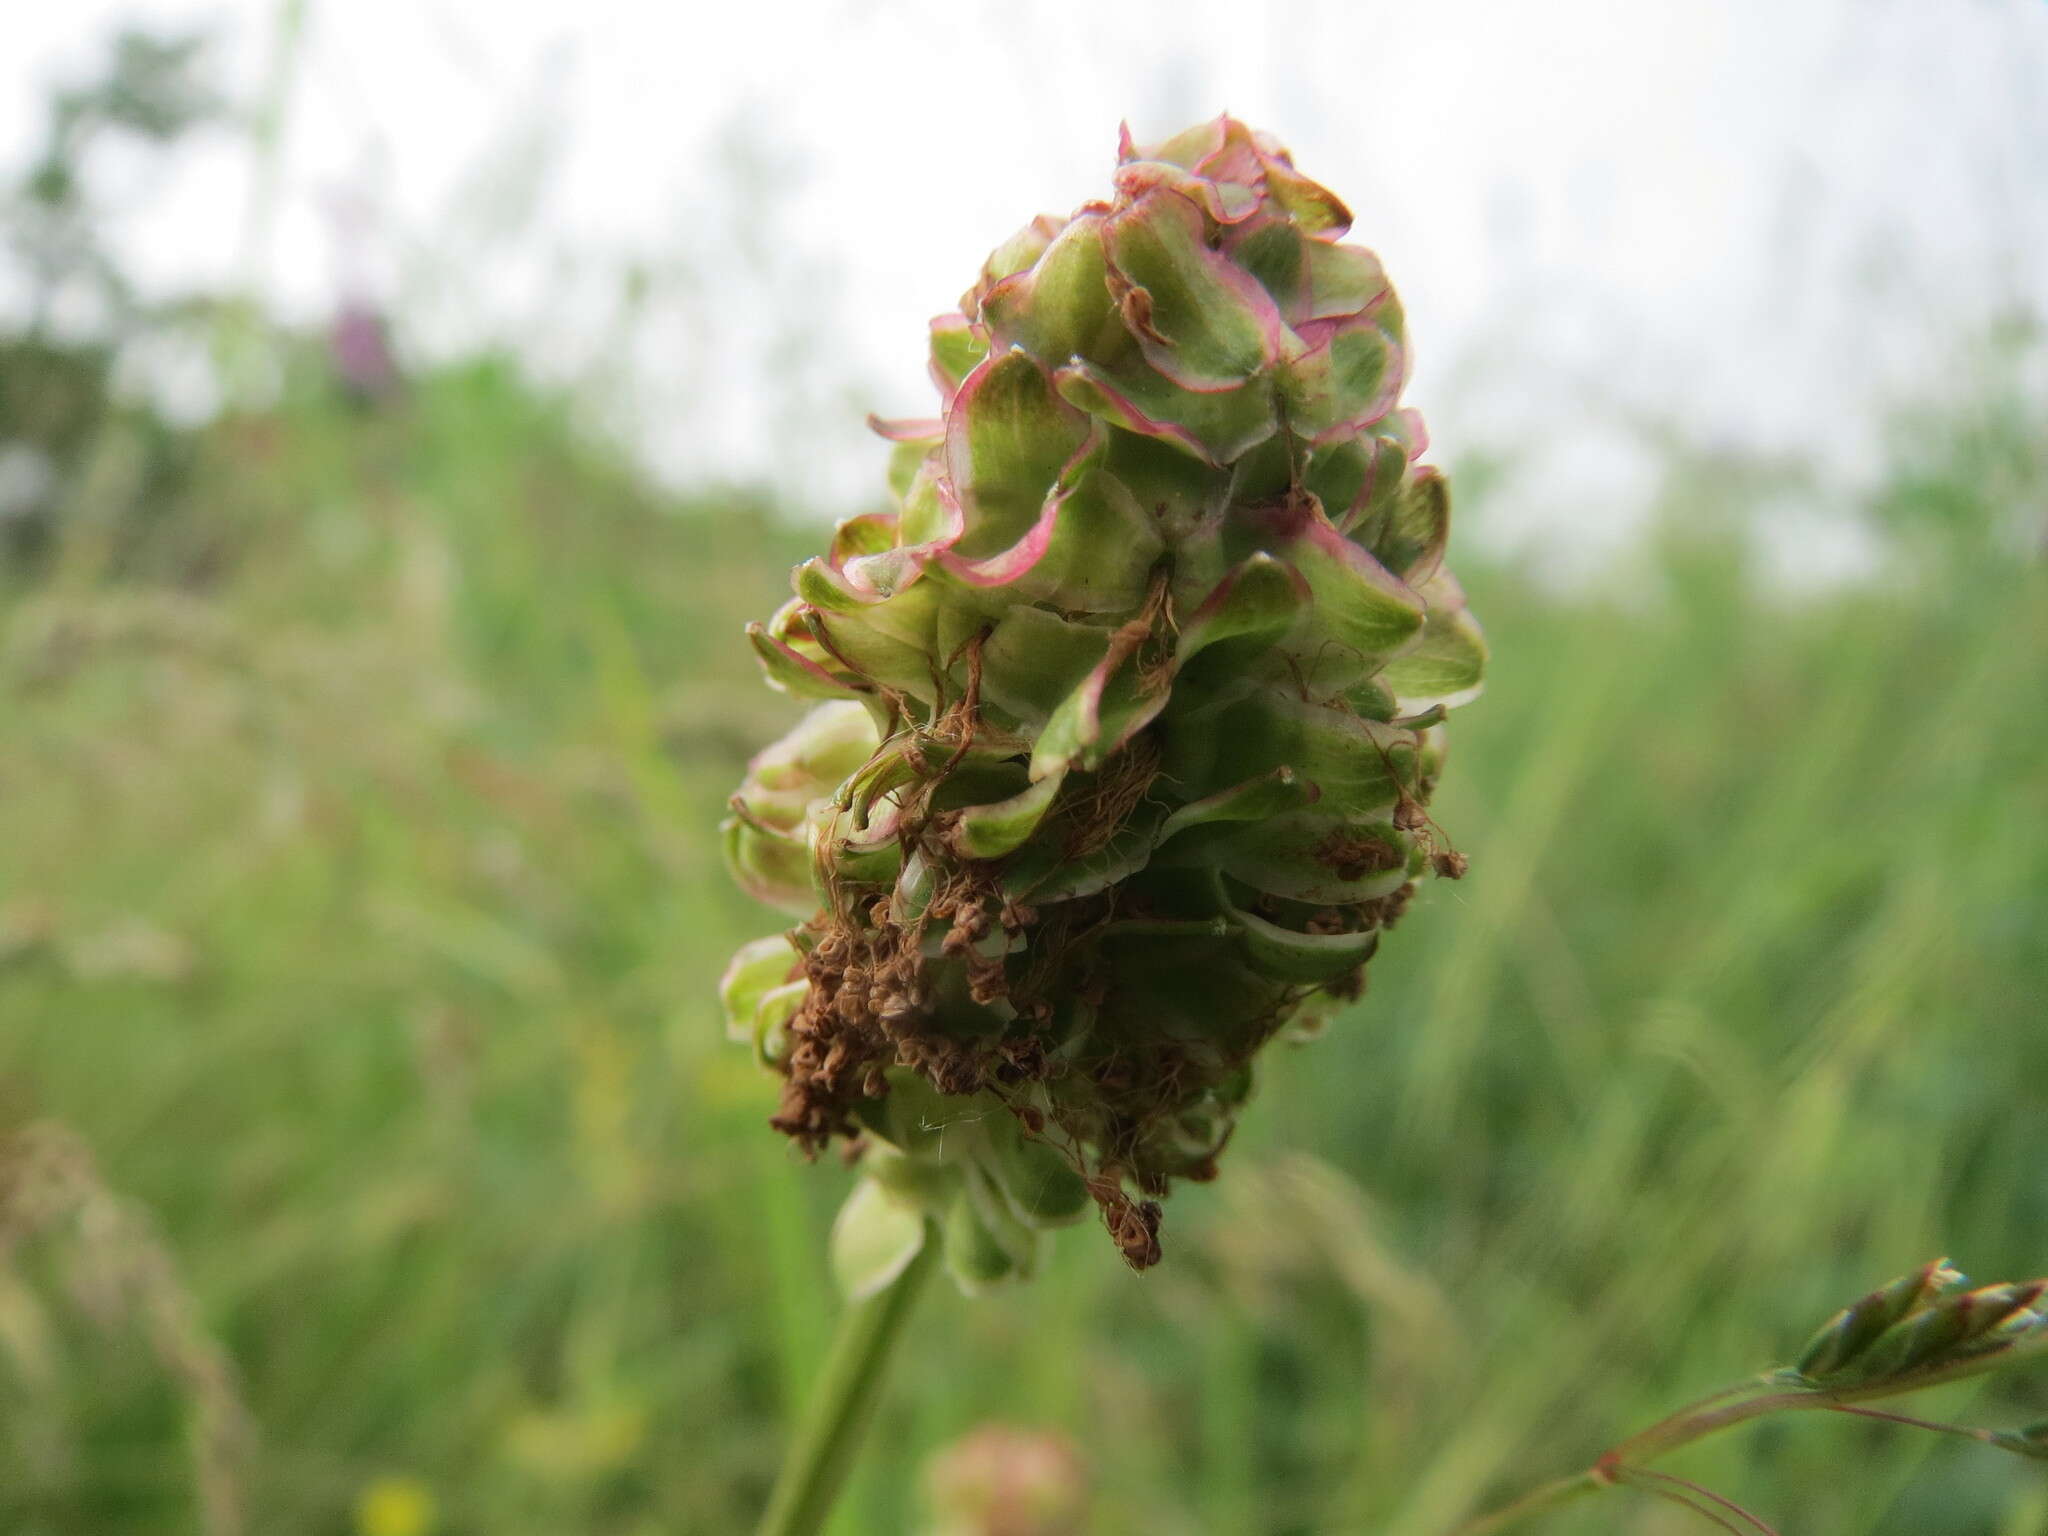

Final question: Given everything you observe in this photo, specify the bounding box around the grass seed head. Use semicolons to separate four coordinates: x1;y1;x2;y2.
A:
1788;1262;2048;1392
1991;1422;2048;1462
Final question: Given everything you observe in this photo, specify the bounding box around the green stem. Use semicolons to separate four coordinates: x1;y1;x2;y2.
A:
755;1228;938;1536
1821;1402;2000;1446
1449;1345;2047;1533
1443;1469;1608;1535
1447;1380;1878;1535
1600;1384;1808;1466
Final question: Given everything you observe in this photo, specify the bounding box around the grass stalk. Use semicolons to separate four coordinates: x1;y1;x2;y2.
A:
1445;1385;1824;1535
1440;1469;1607;1535
1447;1370;2034;1534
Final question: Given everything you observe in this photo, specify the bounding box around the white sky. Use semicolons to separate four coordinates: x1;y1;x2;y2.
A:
7;0;2048;570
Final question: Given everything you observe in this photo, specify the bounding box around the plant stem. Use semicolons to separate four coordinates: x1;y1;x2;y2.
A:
1447;1380;1912;1535
1444;1469;1608;1535
1600;1384;1809;1466
755;1229;938;1536
1823;1402;2000;1446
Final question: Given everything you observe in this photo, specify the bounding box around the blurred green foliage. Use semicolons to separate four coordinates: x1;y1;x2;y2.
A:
0;323;2042;1536
0;29;217;564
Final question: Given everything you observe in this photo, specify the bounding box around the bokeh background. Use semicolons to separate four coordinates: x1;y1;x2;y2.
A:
2;3;2045;1533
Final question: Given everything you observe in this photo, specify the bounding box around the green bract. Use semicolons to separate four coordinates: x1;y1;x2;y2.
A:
721;116;1485;1286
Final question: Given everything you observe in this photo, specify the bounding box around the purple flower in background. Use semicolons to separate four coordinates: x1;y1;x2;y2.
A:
329;299;399;402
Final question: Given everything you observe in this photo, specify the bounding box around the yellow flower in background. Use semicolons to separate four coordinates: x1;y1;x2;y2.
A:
355;1476;437;1536
503;1401;649;1481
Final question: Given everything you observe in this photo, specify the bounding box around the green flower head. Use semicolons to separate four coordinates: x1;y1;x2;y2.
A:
722;116;1485;1289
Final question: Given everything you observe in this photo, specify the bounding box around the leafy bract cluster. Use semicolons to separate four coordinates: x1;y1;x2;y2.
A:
1785;1261;2048;1396
720;117;1485;1287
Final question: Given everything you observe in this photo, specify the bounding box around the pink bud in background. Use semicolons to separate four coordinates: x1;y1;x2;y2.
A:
924;1424;1087;1536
